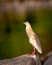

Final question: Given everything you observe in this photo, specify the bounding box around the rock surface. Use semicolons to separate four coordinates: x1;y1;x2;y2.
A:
41;51;52;65
0;52;52;65
0;54;41;65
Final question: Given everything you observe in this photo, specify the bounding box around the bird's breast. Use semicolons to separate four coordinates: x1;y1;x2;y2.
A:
26;28;33;38
29;36;35;44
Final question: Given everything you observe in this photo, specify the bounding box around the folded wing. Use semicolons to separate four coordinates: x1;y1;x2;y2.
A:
30;33;42;54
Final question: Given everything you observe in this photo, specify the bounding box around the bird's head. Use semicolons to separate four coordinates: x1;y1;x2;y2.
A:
23;22;30;27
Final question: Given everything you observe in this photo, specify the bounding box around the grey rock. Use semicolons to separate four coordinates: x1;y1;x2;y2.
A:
0;54;41;65
41;52;52;65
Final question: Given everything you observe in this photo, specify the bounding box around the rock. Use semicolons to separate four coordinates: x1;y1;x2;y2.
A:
41;52;52;65
0;54;41;65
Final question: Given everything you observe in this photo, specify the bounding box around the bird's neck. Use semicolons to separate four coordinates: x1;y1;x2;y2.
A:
26;24;32;31
25;24;34;38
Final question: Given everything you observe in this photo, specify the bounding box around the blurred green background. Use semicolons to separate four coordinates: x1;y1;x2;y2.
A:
0;1;52;60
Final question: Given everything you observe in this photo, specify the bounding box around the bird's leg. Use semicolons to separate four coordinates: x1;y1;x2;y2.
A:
31;48;35;55
28;48;35;56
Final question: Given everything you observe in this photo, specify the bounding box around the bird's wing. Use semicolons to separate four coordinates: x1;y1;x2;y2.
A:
30;34;42;53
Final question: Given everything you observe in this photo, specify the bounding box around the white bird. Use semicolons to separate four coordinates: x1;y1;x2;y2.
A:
23;22;42;55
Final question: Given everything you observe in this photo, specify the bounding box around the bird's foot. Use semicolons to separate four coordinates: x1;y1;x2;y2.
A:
27;53;35;56
27;53;36;59
28;54;35;56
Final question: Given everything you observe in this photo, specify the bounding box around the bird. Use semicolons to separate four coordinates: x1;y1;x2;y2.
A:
23;21;42;56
